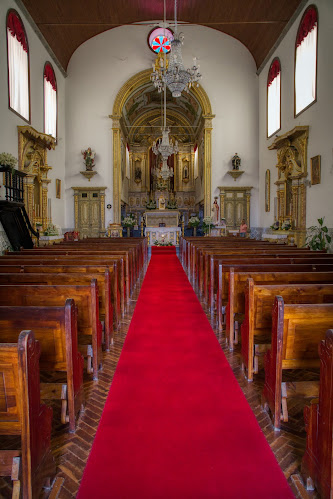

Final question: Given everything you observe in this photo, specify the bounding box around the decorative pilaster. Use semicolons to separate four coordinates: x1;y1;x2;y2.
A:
203;114;215;217
111;115;122;224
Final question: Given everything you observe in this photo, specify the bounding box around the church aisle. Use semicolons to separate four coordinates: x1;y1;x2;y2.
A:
77;247;294;498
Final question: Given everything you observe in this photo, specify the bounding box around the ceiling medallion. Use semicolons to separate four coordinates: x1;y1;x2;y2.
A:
150;0;202;98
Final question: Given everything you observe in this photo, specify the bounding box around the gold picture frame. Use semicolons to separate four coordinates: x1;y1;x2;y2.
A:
56;179;61;199
265;169;270;212
311;155;321;185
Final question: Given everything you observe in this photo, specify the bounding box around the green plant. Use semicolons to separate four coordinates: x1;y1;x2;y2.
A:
154;240;173;246
145;199;157;210
305;218;331;251
122;215;135;228
43;223;60;236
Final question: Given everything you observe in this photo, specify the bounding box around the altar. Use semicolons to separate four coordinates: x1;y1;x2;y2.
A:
144;210;181;246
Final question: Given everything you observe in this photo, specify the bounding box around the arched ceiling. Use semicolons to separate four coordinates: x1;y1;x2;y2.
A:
122;82;202;144
18;0;305;72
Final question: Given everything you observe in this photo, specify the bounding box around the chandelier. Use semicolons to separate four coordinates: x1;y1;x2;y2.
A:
151;0;202;98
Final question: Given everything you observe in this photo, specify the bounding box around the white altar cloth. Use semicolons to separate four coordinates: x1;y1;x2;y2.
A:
145;227;181;246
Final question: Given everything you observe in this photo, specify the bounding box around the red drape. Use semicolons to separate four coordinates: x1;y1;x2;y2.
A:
296;7;317;47
267;58;280;87
7;11;28;52
44;63;57;91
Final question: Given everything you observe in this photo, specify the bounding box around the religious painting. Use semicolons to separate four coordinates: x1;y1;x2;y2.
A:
311;155;321;185
265;169;270;212
56;179;61;199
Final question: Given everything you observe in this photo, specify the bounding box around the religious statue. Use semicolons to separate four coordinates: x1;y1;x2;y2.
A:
212;197;219;224
232;153;241;171
82;147;96;171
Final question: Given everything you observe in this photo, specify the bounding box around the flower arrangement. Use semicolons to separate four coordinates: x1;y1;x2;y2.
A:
154;240;173;246
145;199;157;210
305;217;332;251
270;220;280;231
122;215;135;228
202;216;215;234
81;147;96;171
43;223;61;236
166;199;177;209
188;216;200;227
281;220;292;230
0;152;17;171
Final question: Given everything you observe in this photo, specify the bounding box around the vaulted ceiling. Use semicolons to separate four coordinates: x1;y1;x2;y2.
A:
19;0;305;72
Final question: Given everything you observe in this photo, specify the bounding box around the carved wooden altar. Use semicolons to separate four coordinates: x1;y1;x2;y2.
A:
218;186;252;229
18;126;56;230
268;126;309;247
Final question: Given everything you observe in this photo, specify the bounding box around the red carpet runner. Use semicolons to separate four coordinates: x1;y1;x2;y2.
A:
77;247;294;498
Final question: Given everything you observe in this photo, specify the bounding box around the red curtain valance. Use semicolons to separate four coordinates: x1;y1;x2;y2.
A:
7;11;28;52
296;6;317;47
44;63;57;91
267;59;281;87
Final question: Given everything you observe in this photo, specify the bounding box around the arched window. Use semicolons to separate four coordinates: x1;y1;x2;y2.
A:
6;10;30;121
267;58;281;138
295;6;318;116
44;63;57;139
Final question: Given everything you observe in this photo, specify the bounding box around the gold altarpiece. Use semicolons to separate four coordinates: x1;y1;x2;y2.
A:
18;126;56;230
268;126;309;247
110;69;214;225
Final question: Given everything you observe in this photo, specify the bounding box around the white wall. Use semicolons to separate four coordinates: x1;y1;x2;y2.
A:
0;0;66;228
259;0;333;229
65;24;259;227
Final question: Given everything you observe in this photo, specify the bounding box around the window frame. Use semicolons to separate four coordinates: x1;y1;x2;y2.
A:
294;5;319;118
6;9;31;123
267;57;281;139
43;61;58;141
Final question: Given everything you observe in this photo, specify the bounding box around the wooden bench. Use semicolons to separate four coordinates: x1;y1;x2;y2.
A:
302;329;333;499
224;267;333;349
0;330;55;498
0;269;114;350
261;297;333;430
0;299;84;432
0;282;102;380
0;254;126;316
241;281;333;381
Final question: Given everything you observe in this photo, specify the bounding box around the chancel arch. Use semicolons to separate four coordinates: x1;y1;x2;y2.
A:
110;69;214;225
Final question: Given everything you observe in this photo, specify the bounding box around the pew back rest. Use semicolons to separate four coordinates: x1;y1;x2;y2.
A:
252;282;333;331
0;283;98;338
280;302;333;369
0;300;77;373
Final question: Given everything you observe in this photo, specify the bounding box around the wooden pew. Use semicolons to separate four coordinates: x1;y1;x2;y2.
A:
0;255;126;317
0;299;84;432
302;329;333;499
0;282;102;380
224;267;333;349
241;281;333;381
0;330;55;498
261;297;333;430
0;269;114;350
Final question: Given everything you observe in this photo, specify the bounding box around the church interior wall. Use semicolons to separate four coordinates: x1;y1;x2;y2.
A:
0;0;67;230
65;24;259;229
259;0;333;232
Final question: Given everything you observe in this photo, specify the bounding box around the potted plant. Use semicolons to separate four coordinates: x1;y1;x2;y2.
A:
305;217;332;251
270;220;280;231
145;199;157;210
188;216;200;236
202;216;215;235
0;152;17;173
122;215;135;237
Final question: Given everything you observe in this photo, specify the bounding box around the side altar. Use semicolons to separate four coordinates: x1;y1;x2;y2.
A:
144;210;181;246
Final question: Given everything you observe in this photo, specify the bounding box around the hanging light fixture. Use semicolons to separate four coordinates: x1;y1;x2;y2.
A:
152;81;178;180
151;0;202;98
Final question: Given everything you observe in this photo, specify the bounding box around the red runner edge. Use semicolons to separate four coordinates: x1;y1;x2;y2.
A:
77;250;294;498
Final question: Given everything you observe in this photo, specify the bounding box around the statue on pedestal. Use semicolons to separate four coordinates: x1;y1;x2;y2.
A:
212;197;219;224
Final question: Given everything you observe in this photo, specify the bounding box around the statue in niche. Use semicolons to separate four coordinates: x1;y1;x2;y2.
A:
212;197;219;224
183;163;189;180
232;153;241;171
134;164;142;183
